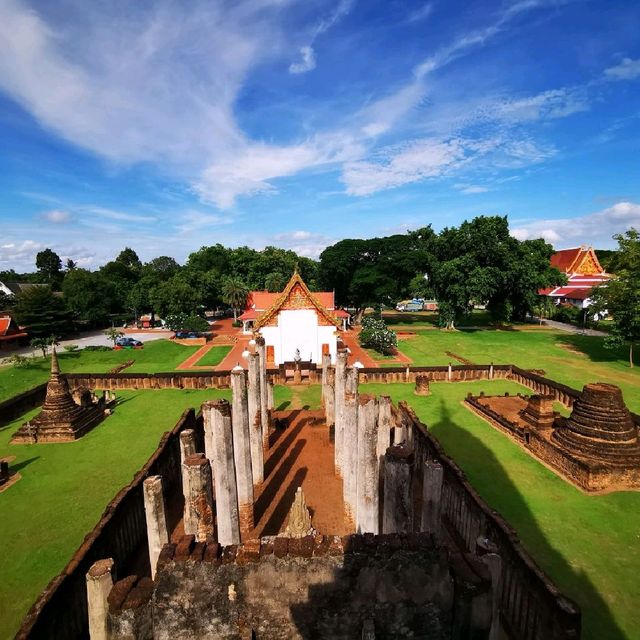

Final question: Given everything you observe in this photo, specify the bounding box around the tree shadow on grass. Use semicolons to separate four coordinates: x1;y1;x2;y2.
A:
434;399;626;640
556;334;631;366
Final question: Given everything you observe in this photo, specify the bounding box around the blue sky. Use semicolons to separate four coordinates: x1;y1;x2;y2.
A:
0;0;639;270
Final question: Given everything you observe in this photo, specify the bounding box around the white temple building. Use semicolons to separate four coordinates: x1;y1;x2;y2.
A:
239;272;350;366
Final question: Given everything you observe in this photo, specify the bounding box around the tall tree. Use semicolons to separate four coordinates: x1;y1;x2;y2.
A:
35;248;63;286
149;276;202;318
62;269;116;325
115;247;142;271
12;285;71;337
222;276;249;323
591;229;640;367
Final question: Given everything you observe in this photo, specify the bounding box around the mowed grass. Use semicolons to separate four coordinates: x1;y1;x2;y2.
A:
0;388;230;639
0;340;201;402
194;345;232;367
394;328;640;412
361;381;640;640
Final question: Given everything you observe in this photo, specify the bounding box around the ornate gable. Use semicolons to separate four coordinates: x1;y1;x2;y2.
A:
573;248;605;276
255;272;340;329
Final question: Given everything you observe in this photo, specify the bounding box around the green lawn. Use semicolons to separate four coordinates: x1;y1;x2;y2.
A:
194;345;232;367
394;328;640;412
362;381;640;640
0;388;230;639
0;340;201;402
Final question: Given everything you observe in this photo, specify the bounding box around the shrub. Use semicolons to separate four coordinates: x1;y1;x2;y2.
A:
83;345;113;352
359;316;398;355
4;354;31;368
232;320;243;328
165;313;210;333
63;345;79;352
552;304;581;324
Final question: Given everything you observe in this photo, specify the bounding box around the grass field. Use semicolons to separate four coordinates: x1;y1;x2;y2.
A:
194;345;232;367
393;328;640;412
361;381;640;640
0;340;201;402
0;388;230;639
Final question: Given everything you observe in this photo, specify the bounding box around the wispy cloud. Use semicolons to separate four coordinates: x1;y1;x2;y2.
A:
42;209;72;224
604;58;640;81
0;240;47;265
406;2;435;24
289;46;317;74
511;201;640;247
272;230;336;258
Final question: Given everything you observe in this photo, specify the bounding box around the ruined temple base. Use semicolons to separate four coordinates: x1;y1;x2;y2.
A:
0;456;21;493
465;394;640;493
10;406;109;444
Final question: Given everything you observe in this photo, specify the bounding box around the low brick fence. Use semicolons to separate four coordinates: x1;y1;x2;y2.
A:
16;409;200;640
400;402;581;640
0;383;47;426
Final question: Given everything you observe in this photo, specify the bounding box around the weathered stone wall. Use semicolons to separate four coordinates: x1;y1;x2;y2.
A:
15;409;200;640
400;403;581;640
111;534;463;640
0;383;47;426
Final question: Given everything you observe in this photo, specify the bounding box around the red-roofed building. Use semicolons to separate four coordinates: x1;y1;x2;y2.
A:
0;314;28;350
240;272;350;365
542;246;610;309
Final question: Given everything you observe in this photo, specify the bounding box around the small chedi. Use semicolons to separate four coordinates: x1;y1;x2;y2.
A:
466;382;640;492
11;349;115;444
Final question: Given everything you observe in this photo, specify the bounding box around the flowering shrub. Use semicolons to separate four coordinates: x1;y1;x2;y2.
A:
359;316;398;355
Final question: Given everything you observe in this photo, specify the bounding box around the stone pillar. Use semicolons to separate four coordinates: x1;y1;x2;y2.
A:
414;375;430;396
203;400;240;546
247;353;264;485
267;380;274;410
86;558;114;640
325;365;335;427
343;390;359;518
356;395;379;534
377;395;393;459
256;338;270;450
321;352;331;406
142;476;169;578
421;460;444;541
334;349;348;475
479;552;502;640
448;363;452;382
489;362;494;380
382;446;413;534
183;453;215;542
179;429;196;466
231;368;255;537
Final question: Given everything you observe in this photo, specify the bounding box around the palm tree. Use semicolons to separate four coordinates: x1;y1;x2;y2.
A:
222;277;249;323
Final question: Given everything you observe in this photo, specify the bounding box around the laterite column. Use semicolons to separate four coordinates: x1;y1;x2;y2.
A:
231;367;255;537
86;558;114;640
421;460;444;541
183;453;215;542
203;400;240;545
142;475;169;578
247;352;264;484
334;349;348;474
256;337;270;449
356;395;379;534
382;446;413;533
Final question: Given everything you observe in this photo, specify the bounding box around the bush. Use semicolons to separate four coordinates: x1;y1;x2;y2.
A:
83;345;113;352
359;316;398;355
165;313;210;333
552;304;581;324
3;354;31;368
63;345;79;352
232;320;243;328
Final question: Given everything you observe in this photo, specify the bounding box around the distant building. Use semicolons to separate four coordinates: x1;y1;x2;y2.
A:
240;272;349;365
541;246;610;309
0;314;28;350
0;281;45;297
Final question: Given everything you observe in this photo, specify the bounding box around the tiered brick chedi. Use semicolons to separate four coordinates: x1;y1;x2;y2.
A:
11;349;114;443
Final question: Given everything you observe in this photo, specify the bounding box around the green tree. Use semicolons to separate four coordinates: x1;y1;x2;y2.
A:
65;258;77;271
222;276;249;323
30;335;58;358
13;286;71;337
591;229;640;367
115;247;142;271
265;271;287;292
35;248;63;285
62;269;116;325
104;327;124;346
150;276;201;318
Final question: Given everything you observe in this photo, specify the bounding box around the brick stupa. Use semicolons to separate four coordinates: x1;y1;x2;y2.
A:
552;383;640;463
11;349;110;443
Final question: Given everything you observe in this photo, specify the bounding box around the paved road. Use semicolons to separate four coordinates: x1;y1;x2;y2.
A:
2;330;172;360
537;318;608;337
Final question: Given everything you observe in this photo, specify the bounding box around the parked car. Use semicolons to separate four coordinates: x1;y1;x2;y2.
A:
396;299;424;311
174;331;200;339
115;337;144;349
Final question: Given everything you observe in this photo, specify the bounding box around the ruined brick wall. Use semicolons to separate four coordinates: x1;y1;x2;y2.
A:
0;383;47;426
400;403;581;640
16;409;200;640
111;534;458;640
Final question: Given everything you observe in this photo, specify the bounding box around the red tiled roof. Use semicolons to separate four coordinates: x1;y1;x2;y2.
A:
333;309;350;318
0;317;10;336
0;315;27;340
550;287;592;300
550;248;582;272
239;309;259;321
247;290;334;311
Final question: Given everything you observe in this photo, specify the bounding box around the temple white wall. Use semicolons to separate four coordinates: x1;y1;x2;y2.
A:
260;309;337;365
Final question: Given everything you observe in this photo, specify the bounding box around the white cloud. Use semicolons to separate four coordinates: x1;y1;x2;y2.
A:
494;88;589;122
406;3;434;23
454;184;489;194
604;58;640;81
289;46;317;74
511;202;640;247
343;138;467;196
174;210;235;233
43;209;72;224
0;240;46;266
271;230;335;258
